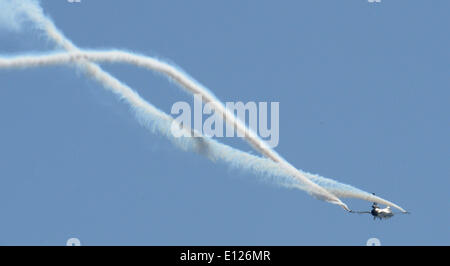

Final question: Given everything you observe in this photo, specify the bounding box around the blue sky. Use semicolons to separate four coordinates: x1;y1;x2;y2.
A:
0;1;448;245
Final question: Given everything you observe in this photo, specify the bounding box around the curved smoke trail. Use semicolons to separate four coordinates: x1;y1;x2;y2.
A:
0;0;407;212
5;0;349;210
0;51;408;212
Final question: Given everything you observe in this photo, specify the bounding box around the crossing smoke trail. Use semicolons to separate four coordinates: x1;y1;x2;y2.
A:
0;52;408;212
1;0;351;210
0;0;407;212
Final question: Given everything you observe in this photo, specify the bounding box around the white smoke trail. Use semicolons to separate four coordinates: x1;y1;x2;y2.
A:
0;1;407;212
0;0;351;210
0;52;408;213
0;1;33;32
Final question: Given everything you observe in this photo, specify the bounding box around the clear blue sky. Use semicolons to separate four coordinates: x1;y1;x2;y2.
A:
0;1;448;245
